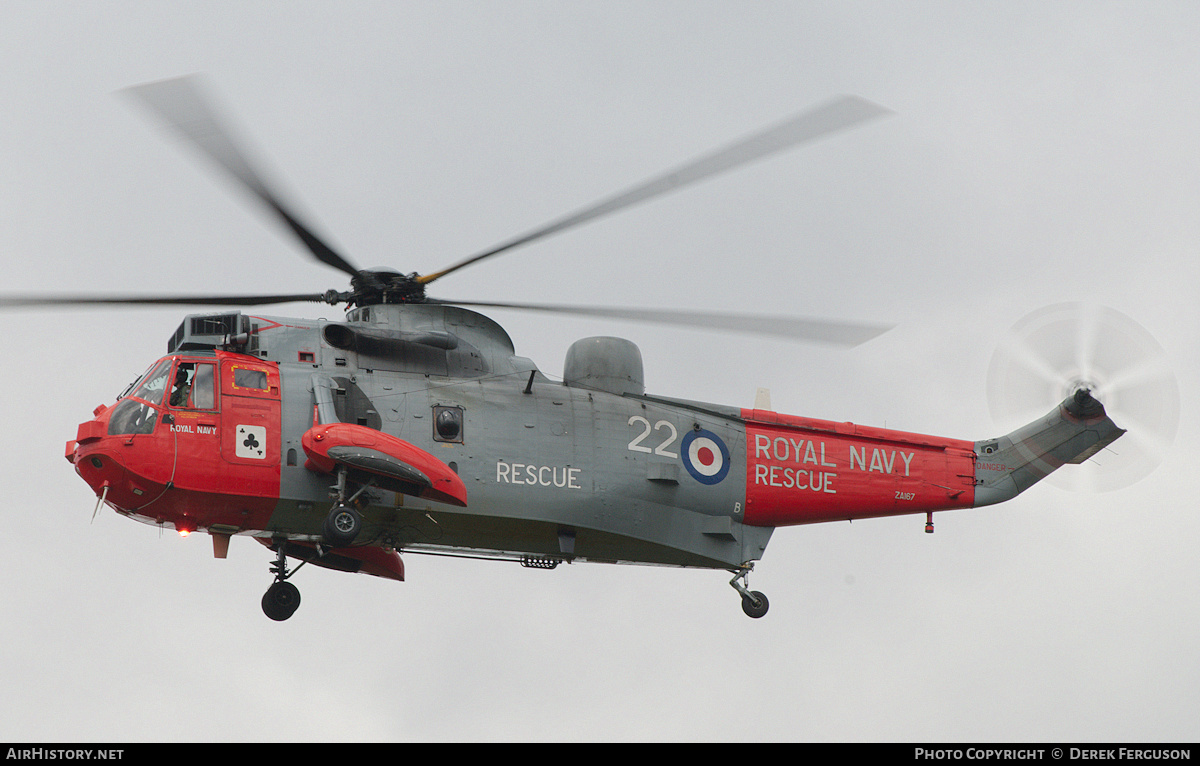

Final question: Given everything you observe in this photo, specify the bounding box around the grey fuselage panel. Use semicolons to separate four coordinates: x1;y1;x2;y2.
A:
185;305;770;570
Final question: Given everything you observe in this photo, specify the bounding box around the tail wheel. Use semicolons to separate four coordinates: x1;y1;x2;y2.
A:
730;567;770;618
741;590;769;619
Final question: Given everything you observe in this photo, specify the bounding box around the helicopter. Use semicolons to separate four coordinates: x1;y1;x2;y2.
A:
7;77;1129;621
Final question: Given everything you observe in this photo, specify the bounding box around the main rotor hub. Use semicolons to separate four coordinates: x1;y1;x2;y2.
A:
345;269;427;308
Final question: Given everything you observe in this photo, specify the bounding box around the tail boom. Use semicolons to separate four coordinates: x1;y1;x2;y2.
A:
740;390;1123;527
741;411;978;527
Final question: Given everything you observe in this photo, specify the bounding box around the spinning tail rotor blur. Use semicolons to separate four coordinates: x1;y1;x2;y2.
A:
986;303;1179;492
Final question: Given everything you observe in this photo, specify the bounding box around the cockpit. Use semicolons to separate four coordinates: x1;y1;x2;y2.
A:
67;347;284;548
106;356;221;436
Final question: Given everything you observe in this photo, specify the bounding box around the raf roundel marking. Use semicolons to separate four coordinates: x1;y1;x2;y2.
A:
681;429;730;485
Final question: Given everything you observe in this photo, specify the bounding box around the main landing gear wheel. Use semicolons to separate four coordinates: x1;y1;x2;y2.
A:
262;544;303;621
322;504;362;547
262;581;301;622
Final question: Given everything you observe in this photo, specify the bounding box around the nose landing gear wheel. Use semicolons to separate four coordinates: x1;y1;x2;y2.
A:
262;581;301;621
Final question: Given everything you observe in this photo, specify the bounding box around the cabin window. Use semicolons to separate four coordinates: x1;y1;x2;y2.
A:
233;367;269;391
221;361;279;401
433;405;464;443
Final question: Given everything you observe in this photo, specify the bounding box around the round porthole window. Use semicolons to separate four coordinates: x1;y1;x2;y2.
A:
434;406;463;442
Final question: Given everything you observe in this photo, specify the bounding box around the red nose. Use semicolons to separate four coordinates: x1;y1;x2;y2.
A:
70;422;124;493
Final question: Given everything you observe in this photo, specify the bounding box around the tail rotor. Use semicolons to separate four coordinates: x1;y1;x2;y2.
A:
986;303;1179;492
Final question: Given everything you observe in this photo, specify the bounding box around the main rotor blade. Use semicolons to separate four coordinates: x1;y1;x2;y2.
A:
0;293;329;309
123;75;360;278
418;95;891;286
429;298;892;347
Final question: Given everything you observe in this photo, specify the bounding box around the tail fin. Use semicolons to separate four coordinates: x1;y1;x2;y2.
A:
973;389;1125;507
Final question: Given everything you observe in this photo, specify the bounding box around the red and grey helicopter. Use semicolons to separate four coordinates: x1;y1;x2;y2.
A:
4;77;1141;620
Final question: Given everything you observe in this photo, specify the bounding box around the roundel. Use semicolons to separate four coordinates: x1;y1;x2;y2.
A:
681;429;731;485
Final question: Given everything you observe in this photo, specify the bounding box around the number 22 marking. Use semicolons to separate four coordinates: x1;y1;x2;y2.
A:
627;416;679;458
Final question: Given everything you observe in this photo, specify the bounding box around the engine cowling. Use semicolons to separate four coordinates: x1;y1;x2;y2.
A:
563;336;645;396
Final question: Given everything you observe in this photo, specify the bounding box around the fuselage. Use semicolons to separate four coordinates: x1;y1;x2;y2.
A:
68;304;1092;575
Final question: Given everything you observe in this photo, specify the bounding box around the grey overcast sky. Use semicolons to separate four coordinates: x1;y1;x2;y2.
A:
1;1;1197;742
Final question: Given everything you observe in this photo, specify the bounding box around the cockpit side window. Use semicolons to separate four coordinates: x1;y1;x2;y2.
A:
169;362;217;410
192;363;215;409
